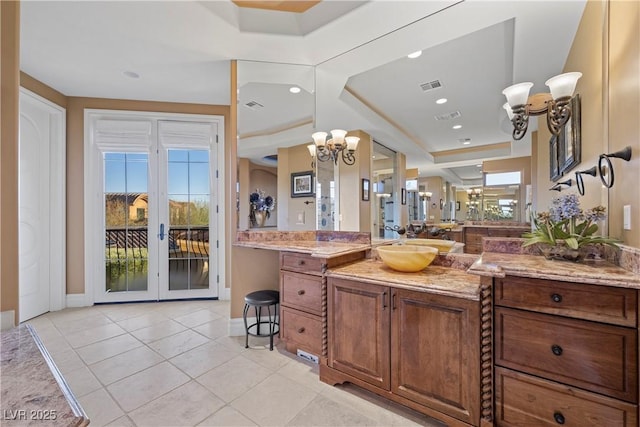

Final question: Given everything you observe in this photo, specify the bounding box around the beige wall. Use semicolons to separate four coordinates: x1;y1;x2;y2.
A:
534;0;640;247
1;0;20;326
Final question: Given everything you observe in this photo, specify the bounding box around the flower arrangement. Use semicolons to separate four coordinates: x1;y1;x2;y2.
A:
249;188;276;227
523;193;619;259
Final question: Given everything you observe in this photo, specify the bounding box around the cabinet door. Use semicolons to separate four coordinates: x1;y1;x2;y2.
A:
328;278;390;390
391;289;480;425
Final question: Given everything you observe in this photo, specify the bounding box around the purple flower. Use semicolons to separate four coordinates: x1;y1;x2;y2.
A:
550;194;582;221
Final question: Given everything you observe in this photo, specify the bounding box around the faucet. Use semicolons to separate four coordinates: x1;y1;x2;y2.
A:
384;225;406;236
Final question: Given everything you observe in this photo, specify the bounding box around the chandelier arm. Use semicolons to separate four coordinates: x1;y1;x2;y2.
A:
316;149;331;162
546;97;572;135
511;105;529;141
342;150;356;166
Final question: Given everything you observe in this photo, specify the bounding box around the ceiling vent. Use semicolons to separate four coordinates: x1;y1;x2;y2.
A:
434;111;462;121
420;80;442;92
244;100;264;111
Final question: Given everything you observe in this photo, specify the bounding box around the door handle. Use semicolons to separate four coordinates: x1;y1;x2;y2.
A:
159;223;165;240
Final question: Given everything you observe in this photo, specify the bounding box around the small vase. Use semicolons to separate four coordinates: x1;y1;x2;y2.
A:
253;211;267;228
537;241;582;262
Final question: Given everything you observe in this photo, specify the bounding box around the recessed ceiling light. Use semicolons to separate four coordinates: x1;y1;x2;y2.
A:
289;86;301;94
452;125;462;130
123;70;140;79
407;50;422;59
463;141;471;145
436;98;447;105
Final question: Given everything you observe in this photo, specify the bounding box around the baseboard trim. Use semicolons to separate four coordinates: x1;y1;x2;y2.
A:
1;310;16;330
66;293;90;308
219;287;231;301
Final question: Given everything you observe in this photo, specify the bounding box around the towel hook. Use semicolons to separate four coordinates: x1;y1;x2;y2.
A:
549;179;572;192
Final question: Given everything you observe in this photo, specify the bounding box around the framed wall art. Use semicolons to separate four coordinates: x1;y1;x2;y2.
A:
362;178;370;201
291;171;314;198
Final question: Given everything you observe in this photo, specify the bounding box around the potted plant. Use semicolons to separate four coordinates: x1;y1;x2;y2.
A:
522;194;619;261
249;189;276;227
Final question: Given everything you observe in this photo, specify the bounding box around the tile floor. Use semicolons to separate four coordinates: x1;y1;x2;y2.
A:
26;300;444;427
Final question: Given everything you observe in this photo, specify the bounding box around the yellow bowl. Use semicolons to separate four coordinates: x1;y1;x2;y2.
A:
403;239;456;253
437;223;458;230
377;245;438;272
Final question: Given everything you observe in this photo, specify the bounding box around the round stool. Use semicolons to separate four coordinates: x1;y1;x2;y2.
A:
243;290;280;351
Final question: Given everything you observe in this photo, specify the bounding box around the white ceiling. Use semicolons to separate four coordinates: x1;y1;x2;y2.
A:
20;0;587;185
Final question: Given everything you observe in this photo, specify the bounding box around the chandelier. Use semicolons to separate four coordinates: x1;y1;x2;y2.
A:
502;72;582;140
309;129;359;166
467;188;482;200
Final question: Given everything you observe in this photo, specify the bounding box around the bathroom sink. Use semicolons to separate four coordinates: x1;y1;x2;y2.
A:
403;239;456;253
377;245;438;272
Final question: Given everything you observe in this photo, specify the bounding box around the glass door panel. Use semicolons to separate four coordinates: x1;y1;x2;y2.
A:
167;149;211;293
104;153;150;294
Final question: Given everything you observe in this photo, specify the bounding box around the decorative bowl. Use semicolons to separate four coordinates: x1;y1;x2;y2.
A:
377;245;438;272
437;223;458;230
403;239;456;253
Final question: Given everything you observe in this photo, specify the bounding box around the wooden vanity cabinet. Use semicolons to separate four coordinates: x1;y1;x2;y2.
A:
324;277;481;426
279;251;364;359
493;276;639;426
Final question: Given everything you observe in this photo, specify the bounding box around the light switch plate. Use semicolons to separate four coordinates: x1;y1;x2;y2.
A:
296;211;305;225
623;205;631;230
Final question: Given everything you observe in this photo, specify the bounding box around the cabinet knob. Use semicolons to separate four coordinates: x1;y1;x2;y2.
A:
297;289;305;296
297;260;305;266
551;293;563;303
551;344;563;356
553;412;565;424
297;327;305;334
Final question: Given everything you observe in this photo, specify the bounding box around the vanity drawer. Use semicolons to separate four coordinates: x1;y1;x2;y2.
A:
281;307;322;356
280;252;325;274
495;277;637;327
495;367;637;427
495;307;637;402
280;270;323;315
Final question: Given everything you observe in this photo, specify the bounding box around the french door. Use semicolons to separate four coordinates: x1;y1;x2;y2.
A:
87;113;222;303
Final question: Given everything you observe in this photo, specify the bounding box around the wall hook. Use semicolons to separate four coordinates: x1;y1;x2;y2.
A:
303;200;314;205
549;179;572;192
575;165;597;196
598;146;632;188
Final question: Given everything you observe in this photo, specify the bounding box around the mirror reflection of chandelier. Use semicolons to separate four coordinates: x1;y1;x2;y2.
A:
309;129;359;165
467;188;482;200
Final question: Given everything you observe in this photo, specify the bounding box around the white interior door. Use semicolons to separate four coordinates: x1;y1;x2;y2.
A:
89;113;220;303
19;90;66;321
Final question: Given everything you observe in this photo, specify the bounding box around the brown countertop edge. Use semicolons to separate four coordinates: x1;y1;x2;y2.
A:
233;240;371;258
468;252;640;288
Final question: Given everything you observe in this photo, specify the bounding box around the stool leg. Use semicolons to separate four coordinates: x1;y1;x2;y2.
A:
267;304;274;351
243;303;250;349
255;305;261;336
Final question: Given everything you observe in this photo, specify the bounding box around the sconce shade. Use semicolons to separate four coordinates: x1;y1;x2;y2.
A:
307;144;316;157
312;132;327;148
330;129;347;148
345;136;360;151
545;72;582;100
502;82;533;107
503;103;514;120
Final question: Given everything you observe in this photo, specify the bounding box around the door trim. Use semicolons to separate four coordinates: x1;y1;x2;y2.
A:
18;88;66;318
83;109;225;305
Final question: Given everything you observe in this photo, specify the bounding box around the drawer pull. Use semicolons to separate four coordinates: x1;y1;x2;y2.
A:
297;260;306;266
551;293;563;303
551;344;563;356
297;327;305;334
553;412;565;424
297;289;305;296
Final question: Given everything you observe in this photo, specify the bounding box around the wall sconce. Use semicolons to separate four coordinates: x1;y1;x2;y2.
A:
549;178;572;192
502;72;582;140
575;165;597;196
598;146;632;188
419;191;432;201
311;129;359;166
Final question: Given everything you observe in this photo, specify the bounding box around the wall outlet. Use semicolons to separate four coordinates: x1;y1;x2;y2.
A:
296;349;319;364
623;205;631;230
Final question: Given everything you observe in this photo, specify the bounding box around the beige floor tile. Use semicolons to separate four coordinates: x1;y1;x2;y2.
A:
99;303;162;322
196;355;272;403
208;301;230;316
49;348;86;374
76;333;143;365
174;308;223;328
214;335;249;352
321;384;401;427
90;345;164;385
147;329;210;359
286;394;379;426
63;365;103;397
240;343;291;372
64;323;127;349
197;406;257;427
78;388;125;427
105;415;136;427
35;335;72;356
231;373;318;427
128;381;225;427
54;313;114;335
170;341;238;378
116;311;170;332
154;301;212;318
107;361;190;412
276;358;325;394
193;318;229;340
130;319;187;343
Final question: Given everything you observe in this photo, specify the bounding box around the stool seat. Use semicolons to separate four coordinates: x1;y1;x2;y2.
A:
243;290;280;351
244;290;279;306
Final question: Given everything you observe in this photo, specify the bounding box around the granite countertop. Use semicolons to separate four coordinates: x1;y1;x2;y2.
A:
468;252;640;288
1;325;89;427
234;239;371;258
461;224;530;230
327;258;481;301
